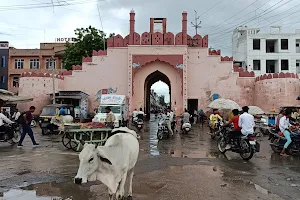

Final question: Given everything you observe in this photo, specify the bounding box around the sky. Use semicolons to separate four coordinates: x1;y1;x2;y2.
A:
1;0;300;94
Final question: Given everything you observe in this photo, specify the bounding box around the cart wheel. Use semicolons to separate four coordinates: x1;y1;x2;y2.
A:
62;132;77;150
71;132;90;152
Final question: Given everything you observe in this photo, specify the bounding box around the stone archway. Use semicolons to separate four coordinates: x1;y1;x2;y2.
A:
132;61;183;115
144;70;171;116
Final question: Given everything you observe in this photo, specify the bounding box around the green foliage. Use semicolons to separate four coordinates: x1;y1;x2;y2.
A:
63;26;115;70
158;95;166;106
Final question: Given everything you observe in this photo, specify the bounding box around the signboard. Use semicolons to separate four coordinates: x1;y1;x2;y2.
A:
100;95;125;105
55;38;76;43
0;42;9;49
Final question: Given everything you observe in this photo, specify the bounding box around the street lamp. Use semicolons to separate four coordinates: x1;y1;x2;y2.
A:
50;56;56;104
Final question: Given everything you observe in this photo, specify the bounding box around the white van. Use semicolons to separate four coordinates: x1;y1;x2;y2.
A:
92;94;129;128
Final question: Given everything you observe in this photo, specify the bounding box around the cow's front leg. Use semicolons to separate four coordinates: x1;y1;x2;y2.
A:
116;171;128;200
108;189;114;200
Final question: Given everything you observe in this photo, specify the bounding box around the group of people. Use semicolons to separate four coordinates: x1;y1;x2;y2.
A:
209;106;255;150
0;106;38;147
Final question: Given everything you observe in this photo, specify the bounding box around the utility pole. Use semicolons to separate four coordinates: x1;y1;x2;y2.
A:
191;10;201;35
51;56;56;104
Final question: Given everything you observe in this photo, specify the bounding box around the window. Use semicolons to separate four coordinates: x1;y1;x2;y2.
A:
12;77;19;88
1;56;5;68
297;43;299;47
253;60;261;70
46;59;56;69
281;60;289;70
253;39;260;50
297;63;300;67
0;76;5;89
281;39;288;50
14;59;24;69
29;59;40;69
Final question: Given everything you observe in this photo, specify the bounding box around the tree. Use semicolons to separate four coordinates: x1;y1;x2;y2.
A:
158;95;166;106
63;26;115;70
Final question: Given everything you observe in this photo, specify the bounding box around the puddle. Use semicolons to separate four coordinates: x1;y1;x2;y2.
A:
0;182;92;200
170;149;218;158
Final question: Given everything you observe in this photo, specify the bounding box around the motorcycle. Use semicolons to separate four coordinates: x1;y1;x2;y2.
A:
269;128;300;155
136;119;144;131
209;120;224;139
157;118;170;140
217;126;260;160
0;123;20;144
181;122;191;134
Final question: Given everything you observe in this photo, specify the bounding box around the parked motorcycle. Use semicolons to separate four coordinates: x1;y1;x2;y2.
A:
209;120;224;139
0;123;20;144
217;126;260;160
157;118;170;140
269;128;300;155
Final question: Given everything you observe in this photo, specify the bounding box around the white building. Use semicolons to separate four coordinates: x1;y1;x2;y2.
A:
232;26;300;76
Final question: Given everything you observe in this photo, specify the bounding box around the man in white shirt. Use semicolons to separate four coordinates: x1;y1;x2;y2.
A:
165;108;174;136
132;109;138;122
0;112;15;142
12;109;21;121
279;109;294;156
238;106;255;136
137;108;145;120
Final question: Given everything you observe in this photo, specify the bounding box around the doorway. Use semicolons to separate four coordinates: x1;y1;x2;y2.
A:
187;99;198;114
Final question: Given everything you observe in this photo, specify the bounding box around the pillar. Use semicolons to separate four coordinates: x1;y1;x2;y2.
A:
182;11;187;45
163;18;167;34
150;18;154;33
129;10;135;45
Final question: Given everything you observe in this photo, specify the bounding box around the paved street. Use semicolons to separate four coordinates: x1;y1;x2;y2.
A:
0;116;299;200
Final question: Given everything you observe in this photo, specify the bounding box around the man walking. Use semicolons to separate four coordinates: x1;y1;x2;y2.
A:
17;106;39;147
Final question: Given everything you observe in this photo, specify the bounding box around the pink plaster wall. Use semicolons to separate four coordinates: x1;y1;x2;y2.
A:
64;48;128;112
254;78;300;112
187;48;255;109
18;77;64;114
132;61;183;115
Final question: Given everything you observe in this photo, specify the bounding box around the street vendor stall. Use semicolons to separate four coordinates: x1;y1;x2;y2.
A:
51;91;89;121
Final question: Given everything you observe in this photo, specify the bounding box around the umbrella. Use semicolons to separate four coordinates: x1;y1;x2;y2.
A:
208;98;241;110
248;106;265;115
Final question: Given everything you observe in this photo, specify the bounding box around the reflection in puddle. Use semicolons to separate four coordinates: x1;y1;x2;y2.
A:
170;149;218;159
149;117;160;156
1;182;92;200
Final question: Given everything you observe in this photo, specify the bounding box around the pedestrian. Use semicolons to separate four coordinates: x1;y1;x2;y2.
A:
198;109;206;128
193;109;198;125
17;106;39;147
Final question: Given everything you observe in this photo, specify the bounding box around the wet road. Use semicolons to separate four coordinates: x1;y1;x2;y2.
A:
0;115;299;200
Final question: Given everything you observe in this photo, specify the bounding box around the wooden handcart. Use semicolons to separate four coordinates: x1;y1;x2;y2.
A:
61;127;112;152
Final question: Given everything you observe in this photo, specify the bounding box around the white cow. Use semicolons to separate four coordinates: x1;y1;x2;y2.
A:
74;127;139;200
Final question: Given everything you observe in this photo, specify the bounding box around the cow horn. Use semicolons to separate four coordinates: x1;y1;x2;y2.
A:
80;140;85;145
95;143;99;149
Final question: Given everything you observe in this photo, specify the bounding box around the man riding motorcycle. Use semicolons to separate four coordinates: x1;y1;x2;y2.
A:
238;106;255;137
223;109;241;149
209;109;222;137
164;108;174;136
0;112;16;143
279;109;297;156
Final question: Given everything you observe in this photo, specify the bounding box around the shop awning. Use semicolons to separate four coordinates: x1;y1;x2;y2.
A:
0;89;33;104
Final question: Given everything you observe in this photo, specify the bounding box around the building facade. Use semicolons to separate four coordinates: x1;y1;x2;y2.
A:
0;42;9;90
8;42;66;93
233;26;300;77
17;11;300;116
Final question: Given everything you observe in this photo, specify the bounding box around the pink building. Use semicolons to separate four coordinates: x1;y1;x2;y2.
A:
18;11;300;115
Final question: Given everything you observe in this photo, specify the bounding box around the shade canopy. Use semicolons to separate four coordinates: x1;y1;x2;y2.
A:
247;106;265;115
0;89;33;104
208;98;241;110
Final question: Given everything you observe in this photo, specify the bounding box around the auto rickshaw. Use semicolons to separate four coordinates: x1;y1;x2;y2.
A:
39;104;74;135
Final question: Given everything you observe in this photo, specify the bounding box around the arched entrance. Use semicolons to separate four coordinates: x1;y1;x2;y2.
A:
144;70;171;116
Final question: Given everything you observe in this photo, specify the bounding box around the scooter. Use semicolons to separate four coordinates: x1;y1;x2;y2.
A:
157;118;170;140
181;122;191;134
0;123;20;144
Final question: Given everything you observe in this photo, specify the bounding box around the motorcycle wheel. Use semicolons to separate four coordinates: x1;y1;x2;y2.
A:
157;131;163;140
12;131;20;143
270;138;282;153
239;140;254;160
42;128;48;135
217;137;227;153
31;120;37;127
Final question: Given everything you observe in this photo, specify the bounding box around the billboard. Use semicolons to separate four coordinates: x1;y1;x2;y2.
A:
55;38;76;43
0;42;9;49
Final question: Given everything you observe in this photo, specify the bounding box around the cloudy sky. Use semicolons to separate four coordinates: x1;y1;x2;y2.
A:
1;0;300;97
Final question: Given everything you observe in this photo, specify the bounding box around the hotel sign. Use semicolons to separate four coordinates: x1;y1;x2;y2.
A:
55;38;76;43
0;42;9;49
